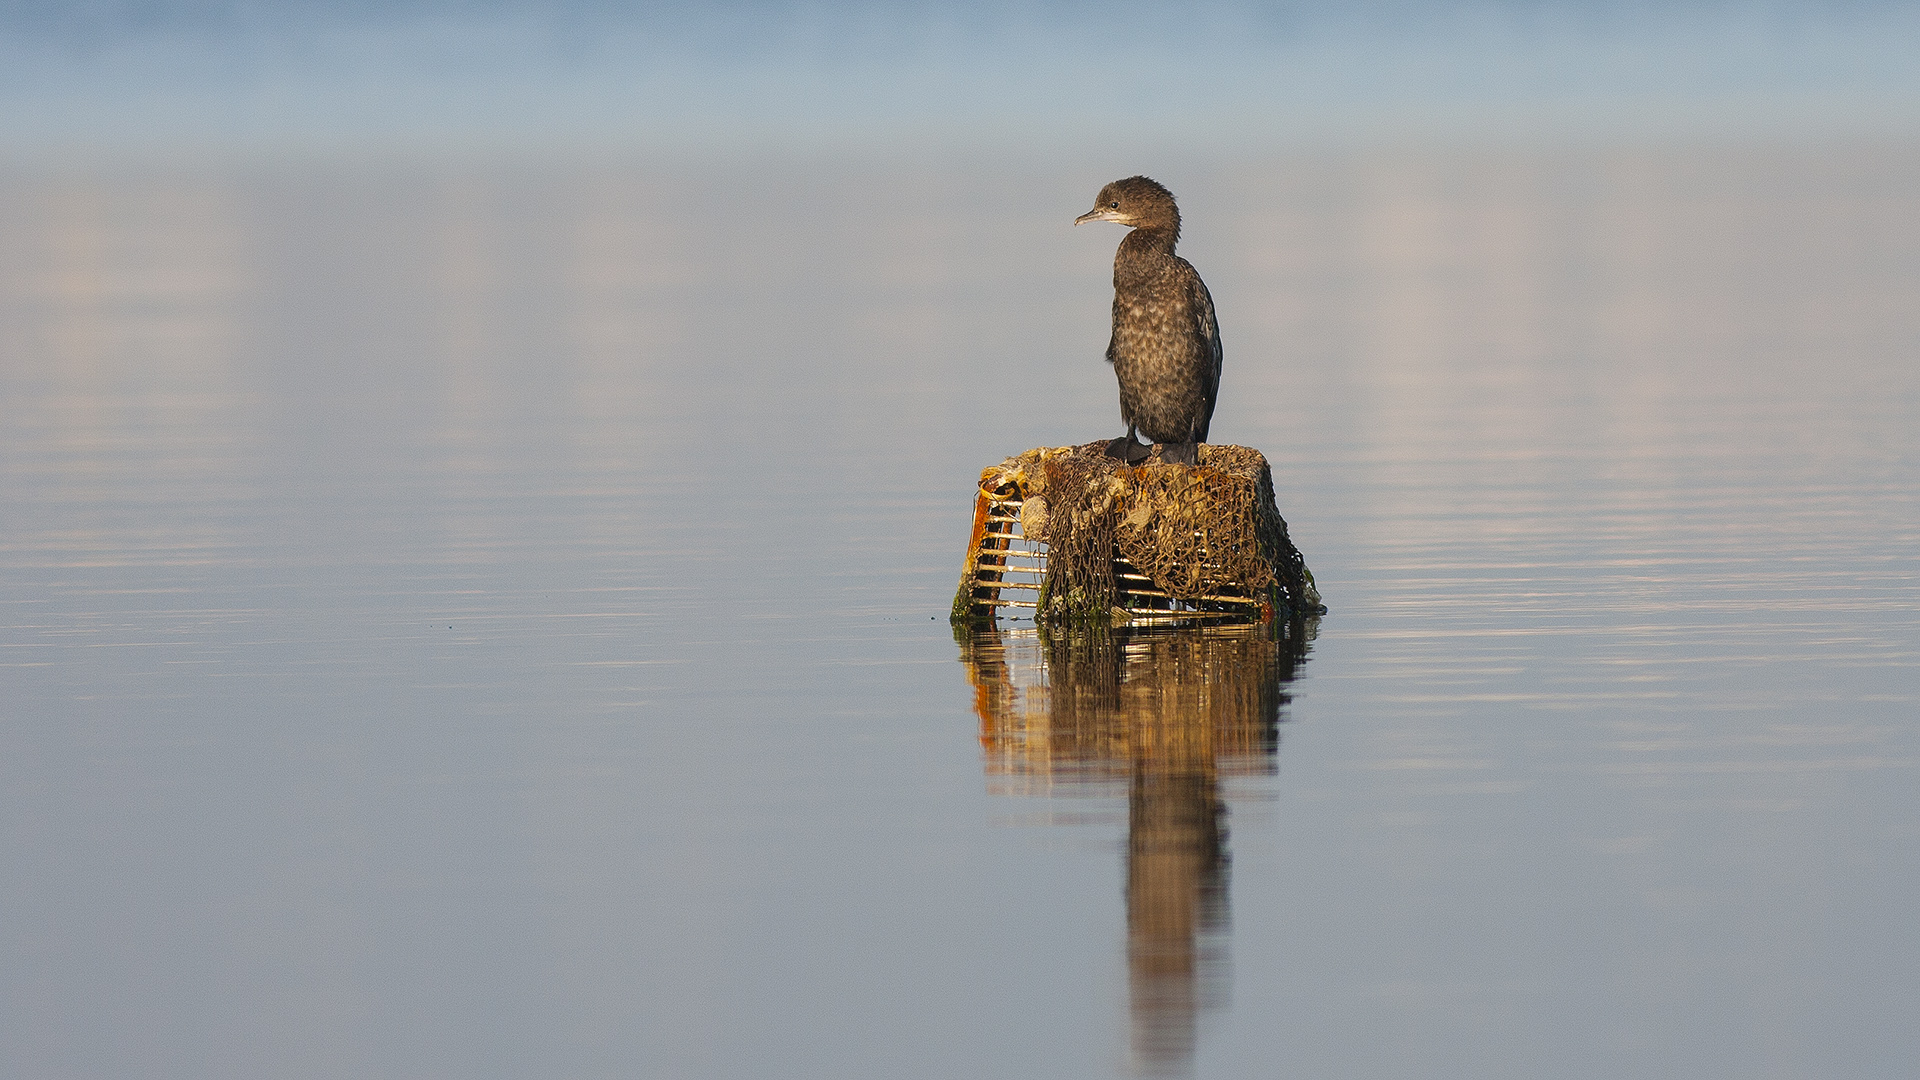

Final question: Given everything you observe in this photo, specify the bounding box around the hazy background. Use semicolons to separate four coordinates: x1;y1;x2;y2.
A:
5;0;1920;157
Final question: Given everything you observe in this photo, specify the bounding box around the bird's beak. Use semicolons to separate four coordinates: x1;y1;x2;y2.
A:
1074;207;1123;226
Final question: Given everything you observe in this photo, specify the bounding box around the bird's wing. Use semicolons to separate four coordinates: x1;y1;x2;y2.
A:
1186;265;1223;442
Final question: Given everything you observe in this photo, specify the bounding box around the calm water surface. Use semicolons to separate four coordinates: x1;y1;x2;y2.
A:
2;146;1916;1078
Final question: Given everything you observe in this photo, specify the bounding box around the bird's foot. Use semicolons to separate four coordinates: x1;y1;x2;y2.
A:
1158;441;1201;466
1105;435;1153;464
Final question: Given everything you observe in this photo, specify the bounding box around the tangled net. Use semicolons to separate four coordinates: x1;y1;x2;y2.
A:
960;442;1322;624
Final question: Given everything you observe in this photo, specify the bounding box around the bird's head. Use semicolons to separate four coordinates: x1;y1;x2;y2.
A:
1074;176;1180;237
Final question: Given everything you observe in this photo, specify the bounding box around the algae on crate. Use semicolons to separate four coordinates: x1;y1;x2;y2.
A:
953;442;1322;626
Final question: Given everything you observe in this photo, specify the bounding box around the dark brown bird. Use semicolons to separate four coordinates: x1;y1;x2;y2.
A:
1075;176;1222;467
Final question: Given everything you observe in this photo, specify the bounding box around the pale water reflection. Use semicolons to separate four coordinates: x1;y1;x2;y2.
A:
960;622;1312;1075
2;145;1917;1078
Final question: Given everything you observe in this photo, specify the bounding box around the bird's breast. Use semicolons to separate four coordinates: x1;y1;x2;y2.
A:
1112;290;1193;360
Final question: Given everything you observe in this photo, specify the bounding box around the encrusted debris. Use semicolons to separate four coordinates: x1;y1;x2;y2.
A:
952;442;1323;626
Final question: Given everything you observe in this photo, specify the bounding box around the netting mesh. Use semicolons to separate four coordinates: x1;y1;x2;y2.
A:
956;442;1322;624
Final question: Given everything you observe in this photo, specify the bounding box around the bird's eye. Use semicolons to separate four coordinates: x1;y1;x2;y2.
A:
1109;201;1120;209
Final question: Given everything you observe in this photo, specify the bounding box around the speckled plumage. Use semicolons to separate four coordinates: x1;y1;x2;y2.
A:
1074;176;1222;466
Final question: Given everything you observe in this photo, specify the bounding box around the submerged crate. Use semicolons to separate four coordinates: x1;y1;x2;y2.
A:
951;442;1323;626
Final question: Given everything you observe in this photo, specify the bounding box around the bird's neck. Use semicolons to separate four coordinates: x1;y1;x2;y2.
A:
1114;227;1178;288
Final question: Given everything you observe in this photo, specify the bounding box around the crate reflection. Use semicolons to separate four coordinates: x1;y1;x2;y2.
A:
958;620;1311;1074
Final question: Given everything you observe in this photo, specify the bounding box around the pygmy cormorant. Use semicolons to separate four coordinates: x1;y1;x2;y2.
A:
1075;176;1222;467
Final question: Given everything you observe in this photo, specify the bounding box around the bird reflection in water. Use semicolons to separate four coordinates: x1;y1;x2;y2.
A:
957;619;1312;1075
